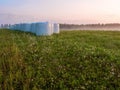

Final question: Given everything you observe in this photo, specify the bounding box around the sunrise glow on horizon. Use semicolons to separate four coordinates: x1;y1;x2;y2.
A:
0;0;120;24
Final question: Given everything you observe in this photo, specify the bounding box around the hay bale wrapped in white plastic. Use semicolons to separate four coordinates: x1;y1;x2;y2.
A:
47;22;53;35
1;24;4;28
8;24;11;29
21;23;26;31
54;23;60;34
13;24;17;30
20;24;23;31
13;25;16;30
9;25;15;30
49;23;54;35
16;24;19;30
31;23;36;34
36;22;52;36
24;23;31;32
19;24;22;31
16;24;20;30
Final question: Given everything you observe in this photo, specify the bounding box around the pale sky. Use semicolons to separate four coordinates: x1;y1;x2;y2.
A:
0;0;120;24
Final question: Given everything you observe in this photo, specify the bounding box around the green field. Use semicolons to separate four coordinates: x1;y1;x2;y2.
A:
0;29;120;90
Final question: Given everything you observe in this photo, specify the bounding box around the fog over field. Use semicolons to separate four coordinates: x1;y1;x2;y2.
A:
60;24;120;31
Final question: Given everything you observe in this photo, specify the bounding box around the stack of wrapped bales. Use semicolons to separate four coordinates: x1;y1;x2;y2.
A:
9;22;60;36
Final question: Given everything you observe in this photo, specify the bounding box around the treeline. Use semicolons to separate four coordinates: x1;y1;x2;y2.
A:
60;23;120;30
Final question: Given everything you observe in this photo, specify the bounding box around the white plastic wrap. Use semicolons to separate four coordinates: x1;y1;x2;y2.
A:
31;23;36;33
24;24;31;32
7;22;59;36
36;22;52;36
54;23;60;34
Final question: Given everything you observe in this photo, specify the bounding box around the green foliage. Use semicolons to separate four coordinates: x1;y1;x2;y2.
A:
0;29;120;89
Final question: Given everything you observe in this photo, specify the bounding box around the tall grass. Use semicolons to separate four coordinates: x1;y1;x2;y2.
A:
0;29;120;89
